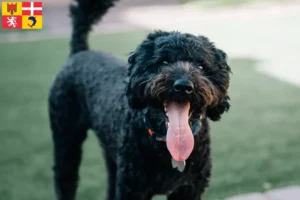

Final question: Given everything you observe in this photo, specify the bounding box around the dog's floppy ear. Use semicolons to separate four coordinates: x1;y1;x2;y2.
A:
125;35;156;109
125;52;147;109
206;95;230;121
127;30;172;76
125;30;173;109
206;48;231;121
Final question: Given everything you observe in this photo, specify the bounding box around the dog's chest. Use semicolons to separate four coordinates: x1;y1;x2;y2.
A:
146;157;203;194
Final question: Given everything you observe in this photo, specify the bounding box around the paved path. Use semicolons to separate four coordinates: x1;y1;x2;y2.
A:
2;1;299;87
226;186;300;200
0;0;179;42
121;1;300;87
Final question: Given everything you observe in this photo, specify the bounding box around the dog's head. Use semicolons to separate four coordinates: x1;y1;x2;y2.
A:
125;30;231;161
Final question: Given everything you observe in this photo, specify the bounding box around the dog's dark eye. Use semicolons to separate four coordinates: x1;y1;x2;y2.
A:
196;65;203;70
162;61;169;65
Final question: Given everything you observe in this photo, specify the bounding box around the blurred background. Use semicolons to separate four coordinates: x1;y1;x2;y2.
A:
1;0;300;200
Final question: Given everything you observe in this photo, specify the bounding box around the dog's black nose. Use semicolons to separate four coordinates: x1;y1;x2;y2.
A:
173;79;194;94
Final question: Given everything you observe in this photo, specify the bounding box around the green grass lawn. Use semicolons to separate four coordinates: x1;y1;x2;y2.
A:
1;32;300;200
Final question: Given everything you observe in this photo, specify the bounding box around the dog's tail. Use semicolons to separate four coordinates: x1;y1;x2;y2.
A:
69;0;118;56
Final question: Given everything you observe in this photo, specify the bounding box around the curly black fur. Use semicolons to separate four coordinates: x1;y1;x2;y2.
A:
48;0;232;199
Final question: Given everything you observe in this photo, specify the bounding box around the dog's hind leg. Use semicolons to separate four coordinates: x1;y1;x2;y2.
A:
49;86;89;200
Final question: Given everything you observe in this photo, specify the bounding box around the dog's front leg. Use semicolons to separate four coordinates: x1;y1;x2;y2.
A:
115;150;153;200
167;181;206;200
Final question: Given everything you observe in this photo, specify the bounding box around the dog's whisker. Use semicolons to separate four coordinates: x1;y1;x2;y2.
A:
139;78;153;86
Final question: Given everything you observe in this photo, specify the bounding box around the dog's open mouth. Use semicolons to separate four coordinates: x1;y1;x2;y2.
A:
163;101;194;162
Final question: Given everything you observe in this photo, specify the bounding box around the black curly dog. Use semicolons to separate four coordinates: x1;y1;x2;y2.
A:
48;0;232;199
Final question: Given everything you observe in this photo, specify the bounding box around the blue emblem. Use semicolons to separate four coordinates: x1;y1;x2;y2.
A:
28;16;37;28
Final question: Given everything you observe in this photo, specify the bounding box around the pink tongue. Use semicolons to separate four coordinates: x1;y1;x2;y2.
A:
166;102;194;161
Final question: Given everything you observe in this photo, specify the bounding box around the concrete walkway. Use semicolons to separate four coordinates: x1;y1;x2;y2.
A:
0;0;179;42
2;1;299;87
121;1;300;87
226;186;300;200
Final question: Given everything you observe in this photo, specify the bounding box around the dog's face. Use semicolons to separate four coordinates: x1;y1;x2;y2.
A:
125;31;231;161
